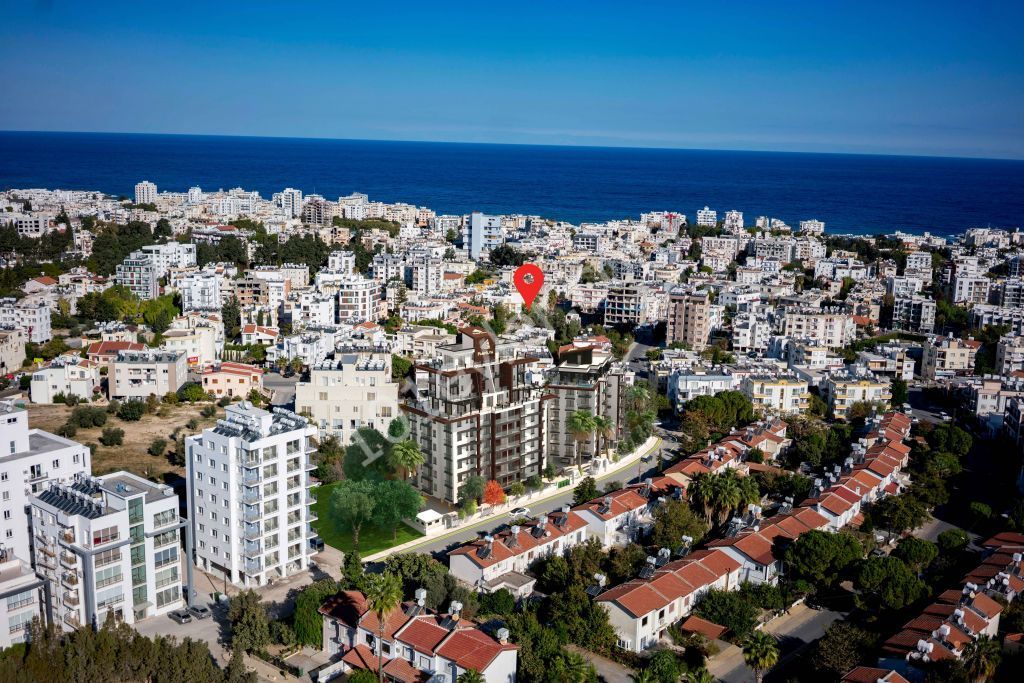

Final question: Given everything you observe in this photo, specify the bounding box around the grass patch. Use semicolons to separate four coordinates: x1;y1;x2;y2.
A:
310;481;423;556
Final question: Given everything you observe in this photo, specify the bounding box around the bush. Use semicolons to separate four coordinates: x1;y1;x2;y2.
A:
148;438;168;457
56;422;77;438
117;400;145;422
52;392;67;404
100;427;125;447
178;382;208;403
106;399;121;415
162;391;179;405
200;404;217;418
186;418;200;430
69;406;107;428
694;588;759;640
217;396;231;407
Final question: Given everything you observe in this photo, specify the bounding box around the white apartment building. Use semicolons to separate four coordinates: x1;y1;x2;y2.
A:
997;334;1024;375
723;210;744;231
892;296;936;334
0;547;46;648
463;212;503;259
952;276;990;305
115;252;160;300
780;308;855;350
279;188;303;219
696;206;717;227
732;313;773;354
0;401;91;564
799;219;825;235
134;181;157;205
295;353;399;444
266;330;336;367
822;372;892;419
921;336;979;380
739;376;810;415
30;356;101;404
0;297;52;343
335;276;382;323
185;403;317;587
177;270;222;312
886;276;924;298
2;213;54;238
30;471;184;630
109;350;188;400
291;291;336;329
668;370;736;408
905;251;932;274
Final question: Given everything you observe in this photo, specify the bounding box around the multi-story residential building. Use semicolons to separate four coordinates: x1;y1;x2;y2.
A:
279;188;303;219
109;350;188;400
0;297;52;343
667;369;736;408
0;401;91;563
604;283;644;326
177;270;222;312
952;275;990;304
402;327;546;503
266;329;336;367
998;278;1024;309
731;312;772;355
30;471;185;630
969;304;1024;335
0;547;47;648
134;180;157;205
463;212;503;259
546;346;629;469
799;219;825;235
0;328;26;375
723;210;744;231
295;353;399;444
666;289;711;350
30;356;101;404
319;588;518;683
885;275;924;298
821;371;892;419
739;375;810;415
696;206;717;227
891;296;936;334
904;251;932;274
114;251;160;300
201;362;263;400
997;334;1024;375
185;403;317;587
921;336;980;380
335;276;382;323
394;326;457;359
780;307;855;350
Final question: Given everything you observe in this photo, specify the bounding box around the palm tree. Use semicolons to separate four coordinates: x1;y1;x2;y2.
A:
592;414;614;460
961;636;1001;683
686;668;715;683
560;651;593;683
364;572;403;683
567;410;597;473
737;474;761;513
710;473;742;525
457;670;485;683
387;439;424;480
742;631;779;683
689;473;716;525
630;670;654;683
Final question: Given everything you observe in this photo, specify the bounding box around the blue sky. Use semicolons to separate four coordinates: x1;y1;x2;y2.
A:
1;1;1022;158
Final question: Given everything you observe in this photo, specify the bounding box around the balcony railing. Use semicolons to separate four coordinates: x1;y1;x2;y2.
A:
243;542;262;558
242;488;262;505
243;506;262;523
28;470;48;482
59;552;77;568
243;525;261;541
244;558;262;574
61;530;75;544
61;572;79;586
63;613;81;628
242;470;262;486
63;592;80;607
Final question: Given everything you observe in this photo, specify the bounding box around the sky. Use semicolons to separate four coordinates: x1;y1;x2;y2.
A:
1;1;1023;158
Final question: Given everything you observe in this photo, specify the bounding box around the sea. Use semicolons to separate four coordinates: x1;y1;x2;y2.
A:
2;130;1024;238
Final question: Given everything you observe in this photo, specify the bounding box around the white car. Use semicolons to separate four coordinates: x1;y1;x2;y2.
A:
509;507;531;518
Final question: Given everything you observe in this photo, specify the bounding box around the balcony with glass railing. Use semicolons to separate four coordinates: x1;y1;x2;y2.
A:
286;493;301;509
63;613;81;628
63;591;80;607
286;476;301;491
242;469;262;486
61;571;79;586
152;510;177;529
243;506;262;523
59;552;77;568
287;529;301;543
243;541;262;558
286;511;301;526
244;557;262;574
242;487;262;505
243;524;261;540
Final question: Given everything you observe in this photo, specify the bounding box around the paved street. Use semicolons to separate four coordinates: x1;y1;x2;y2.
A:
264;371;300;407
708;604;842;683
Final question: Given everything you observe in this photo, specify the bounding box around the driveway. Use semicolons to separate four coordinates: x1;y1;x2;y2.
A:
707;604;842;683
264;371;300;407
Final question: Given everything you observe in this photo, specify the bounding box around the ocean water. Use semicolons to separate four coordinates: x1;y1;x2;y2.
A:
1;131;1023;237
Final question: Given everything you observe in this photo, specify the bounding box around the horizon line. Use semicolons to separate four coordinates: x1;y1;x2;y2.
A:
2;128;1023;164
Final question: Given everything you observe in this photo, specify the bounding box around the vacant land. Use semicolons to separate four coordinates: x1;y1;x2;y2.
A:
26;402;221;482
310;481;423;556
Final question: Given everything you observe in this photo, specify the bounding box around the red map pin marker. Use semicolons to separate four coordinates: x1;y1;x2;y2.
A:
513;264;544;311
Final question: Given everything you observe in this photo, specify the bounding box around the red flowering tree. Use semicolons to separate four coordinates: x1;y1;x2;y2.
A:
482;480;506;506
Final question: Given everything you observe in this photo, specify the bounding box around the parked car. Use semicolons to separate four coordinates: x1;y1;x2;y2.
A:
188;605;212;620
168;609;192;624
509;507;531;518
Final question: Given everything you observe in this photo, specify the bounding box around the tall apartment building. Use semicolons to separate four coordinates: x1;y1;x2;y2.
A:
185;403;317;588
463;212;503;259
604;283;643;326
0;401;91;565
666;290;711;350
402;327;545;504
0;547;46;648
30;472;185;630
109;349;188;400
115;243;198;300
780;307;855;350
997;334;1024;375
546;346;629;468
295;353;399;444
723;210;744;231
891;296;936;334
0;296;52;343
279;188;303;219
335;276;382;323
739;376;810;415
696;206;717;227
822;372;892;419
134;180;157;205
0;328;26;375
799;219;825;235
177;270;222;312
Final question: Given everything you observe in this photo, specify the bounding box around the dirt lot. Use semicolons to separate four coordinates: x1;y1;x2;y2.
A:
26;402;221;483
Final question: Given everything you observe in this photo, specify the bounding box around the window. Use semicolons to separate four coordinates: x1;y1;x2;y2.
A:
2;511;9;520
52;459;60;469
6;589;35;610
96;565;123;589
96;547;123;568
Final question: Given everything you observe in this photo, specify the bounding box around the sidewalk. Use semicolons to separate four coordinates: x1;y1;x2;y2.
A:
363;435;662;562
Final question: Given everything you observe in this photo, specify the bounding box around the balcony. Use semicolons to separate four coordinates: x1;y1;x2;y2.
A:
63;613;81;629
286;511;301;526
61;530;75;545
243;506;262;523
60;552;77;568
63;591;80;607
242;541;262;558
39;545;56;558
244;558;263;574
36;555;56;570
286;477;301;492
61;571;79;586
242;488;262;505
28;469;48;482
243;524;262;541
307;509;318;523
242;469;262;486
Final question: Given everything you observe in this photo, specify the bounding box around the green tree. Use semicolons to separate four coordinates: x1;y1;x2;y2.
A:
694;588;759;640
743;631;780;683
177;382;208;403
890;378;909;406
457;671;485;683
228;589;269;653
937;528;970;555
458;475;486;507
293;579;339;647
892;537;939;573
855;556;928;610
650;498;708;552
116;400;145;421
330;480;376;551
813;623;878;680
960;635;1001;682
365;572;403;683
374;480;424;539
783;530;864;585
222;296;242;341
140;295;178;334
391;353;413;381
870;494;929;533
646;649;682;683
386;439;424;480
567;410;597;472
572;476;599;506
147;438;167;457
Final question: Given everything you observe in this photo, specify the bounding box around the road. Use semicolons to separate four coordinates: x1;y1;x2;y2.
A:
708;604;843;683
388;433;678;559
263;370;300;407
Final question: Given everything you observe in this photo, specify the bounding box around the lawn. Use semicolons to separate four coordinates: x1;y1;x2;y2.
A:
311;481;423;556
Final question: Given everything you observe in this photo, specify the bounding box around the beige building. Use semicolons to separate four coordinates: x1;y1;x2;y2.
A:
822;372;892;419
739;375;810;415
921;336;980;380
109;350;188;400
666;290;711;350
202;362;264;399
780;307;856;350
294;353;399;444
0;328;26;375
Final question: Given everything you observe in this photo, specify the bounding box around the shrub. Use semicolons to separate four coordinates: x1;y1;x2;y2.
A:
100;427;125;447
56;422;77;438
186;418;200;430
148;438;168;457
53;392;67;404
178;382;208;403
217;396;231;407
200;404;217;418
117;400;145;422
64;394;81;407
162;392;179;405
106;399;121;415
